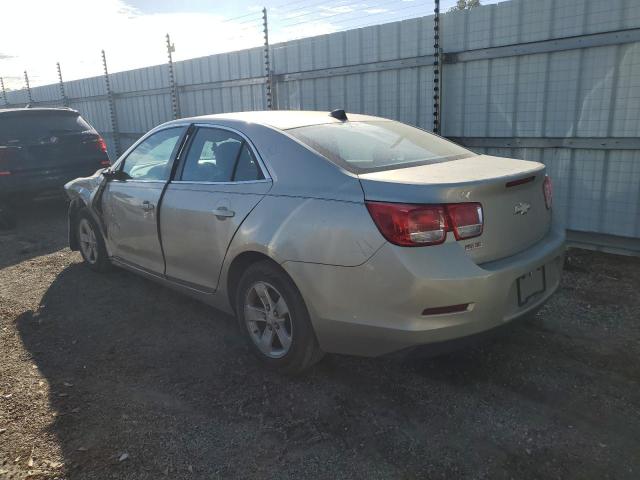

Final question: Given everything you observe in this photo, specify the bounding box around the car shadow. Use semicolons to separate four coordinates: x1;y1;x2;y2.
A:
13;253;640;479
15;261;257;478
15;259;516;479
0;196;69;270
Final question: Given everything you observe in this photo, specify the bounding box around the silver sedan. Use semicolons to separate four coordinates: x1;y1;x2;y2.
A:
65;110;565;373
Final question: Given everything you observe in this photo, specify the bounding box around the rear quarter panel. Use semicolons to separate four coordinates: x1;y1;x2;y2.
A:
225;195;385;267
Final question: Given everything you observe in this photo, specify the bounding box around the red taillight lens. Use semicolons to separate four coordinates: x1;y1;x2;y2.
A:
366;202;447;246
96;137;107;153
543;175;552;209
366;201;484;247
447;203;483;240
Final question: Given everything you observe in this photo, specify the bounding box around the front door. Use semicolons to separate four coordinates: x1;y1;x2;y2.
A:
102;126;186;273
160;126;271;291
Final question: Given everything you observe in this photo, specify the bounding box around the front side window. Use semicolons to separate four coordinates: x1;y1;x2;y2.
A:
180;128;263;182
286;121;474;173
121;127;184;181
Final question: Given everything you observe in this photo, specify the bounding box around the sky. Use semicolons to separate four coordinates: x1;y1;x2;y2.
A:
0;0;491;90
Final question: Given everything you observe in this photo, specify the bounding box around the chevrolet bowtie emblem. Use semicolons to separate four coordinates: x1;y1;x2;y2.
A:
514;202;531;215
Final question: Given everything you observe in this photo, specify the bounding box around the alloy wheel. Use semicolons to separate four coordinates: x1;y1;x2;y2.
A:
244;281;293;359
78;218;98;264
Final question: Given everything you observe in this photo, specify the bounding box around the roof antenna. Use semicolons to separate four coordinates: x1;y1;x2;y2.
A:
329;109;348;121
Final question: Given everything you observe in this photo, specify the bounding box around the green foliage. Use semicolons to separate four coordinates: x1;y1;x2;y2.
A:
449;0;482;12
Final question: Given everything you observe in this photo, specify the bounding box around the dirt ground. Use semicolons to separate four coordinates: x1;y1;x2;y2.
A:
1;198;639;480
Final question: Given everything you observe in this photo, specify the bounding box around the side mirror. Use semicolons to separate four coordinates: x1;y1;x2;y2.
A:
103;169;129;181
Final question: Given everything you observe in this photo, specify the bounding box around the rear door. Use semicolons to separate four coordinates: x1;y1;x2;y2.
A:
160;126;271;292
102;126;186;274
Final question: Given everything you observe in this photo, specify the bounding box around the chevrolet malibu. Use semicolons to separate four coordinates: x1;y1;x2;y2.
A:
65;110;565;373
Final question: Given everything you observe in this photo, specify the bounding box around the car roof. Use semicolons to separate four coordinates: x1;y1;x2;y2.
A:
178;110;389;131
0;107;79;115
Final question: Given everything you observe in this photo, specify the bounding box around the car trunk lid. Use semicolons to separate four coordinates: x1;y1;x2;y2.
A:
358;155;551;263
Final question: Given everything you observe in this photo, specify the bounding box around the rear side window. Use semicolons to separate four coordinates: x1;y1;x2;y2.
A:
286;121;473;173
233;144;264;181
180;128;264;182
0;112;93;144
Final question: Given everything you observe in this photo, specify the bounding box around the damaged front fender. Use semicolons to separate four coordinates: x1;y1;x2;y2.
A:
65;169;109;251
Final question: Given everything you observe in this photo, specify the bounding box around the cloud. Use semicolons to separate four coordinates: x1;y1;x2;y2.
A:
1;0;433;91
319;5;355;14
0;0;269;89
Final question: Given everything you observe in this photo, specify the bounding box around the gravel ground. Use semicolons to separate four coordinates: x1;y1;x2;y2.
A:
1;198;639;480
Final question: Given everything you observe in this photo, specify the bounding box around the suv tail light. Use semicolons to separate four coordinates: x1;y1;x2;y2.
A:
366;201;483;247
543;175;552;209
96;137;107;153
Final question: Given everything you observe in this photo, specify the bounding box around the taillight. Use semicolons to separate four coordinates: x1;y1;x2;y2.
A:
366;201;483;247
96;137;107;153
366;202;447;246
447;203;483;240
543;175;552;209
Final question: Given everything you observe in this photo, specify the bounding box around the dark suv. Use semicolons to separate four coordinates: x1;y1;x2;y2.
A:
0;107;110;225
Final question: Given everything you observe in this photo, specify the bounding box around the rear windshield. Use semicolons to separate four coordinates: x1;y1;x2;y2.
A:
286;121;473;173
0;112;93;144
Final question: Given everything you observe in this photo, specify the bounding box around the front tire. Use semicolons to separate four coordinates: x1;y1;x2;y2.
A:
235;261;324;374
76;209;110;272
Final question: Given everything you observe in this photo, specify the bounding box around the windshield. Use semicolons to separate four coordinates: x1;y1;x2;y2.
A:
286;120;473;173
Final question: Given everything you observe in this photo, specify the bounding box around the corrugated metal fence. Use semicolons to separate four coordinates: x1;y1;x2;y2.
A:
3;0;640;253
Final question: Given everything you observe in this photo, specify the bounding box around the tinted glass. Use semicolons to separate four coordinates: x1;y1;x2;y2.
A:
287;121;473;173
181;128;244;182
0;112;93;144
233;143;264;181
122;127;183;181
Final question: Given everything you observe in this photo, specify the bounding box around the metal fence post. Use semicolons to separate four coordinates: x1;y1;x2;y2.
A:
24;70;33;105
57;62;69;107
0;77;8;106
101;50;121;157
262;7;273;110
166;33;181;119
433;0;441;134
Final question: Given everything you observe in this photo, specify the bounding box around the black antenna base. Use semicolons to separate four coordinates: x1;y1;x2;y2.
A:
329;109;348;121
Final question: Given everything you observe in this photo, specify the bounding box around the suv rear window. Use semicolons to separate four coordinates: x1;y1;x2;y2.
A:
0;111;93;144
286;121;473;173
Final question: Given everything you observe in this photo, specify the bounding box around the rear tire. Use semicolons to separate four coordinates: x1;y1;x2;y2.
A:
76;209;110;272
235;260;324;374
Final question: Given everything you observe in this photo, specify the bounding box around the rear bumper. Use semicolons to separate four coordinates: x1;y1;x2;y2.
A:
283;224;566;357
0;168;100;199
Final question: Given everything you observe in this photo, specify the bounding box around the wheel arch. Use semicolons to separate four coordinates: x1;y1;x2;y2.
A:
226;251;284;314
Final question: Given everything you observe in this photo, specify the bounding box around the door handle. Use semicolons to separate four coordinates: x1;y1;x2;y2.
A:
142;200;155;212
213;206;235;218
